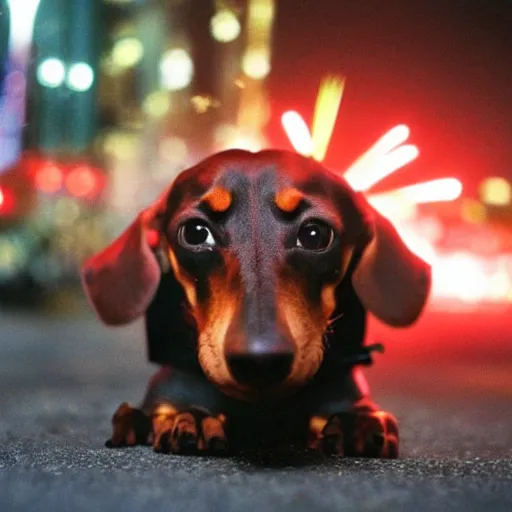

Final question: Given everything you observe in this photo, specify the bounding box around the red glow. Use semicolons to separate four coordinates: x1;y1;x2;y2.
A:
0;187;16;215
34;164;64;194
65;165;103;199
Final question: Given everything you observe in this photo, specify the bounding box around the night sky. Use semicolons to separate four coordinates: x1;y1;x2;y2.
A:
266;0;512;195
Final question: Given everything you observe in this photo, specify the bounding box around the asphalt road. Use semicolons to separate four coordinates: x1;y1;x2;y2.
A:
0;300;511;512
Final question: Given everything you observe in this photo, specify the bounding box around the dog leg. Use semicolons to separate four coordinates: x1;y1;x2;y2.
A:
152;404;228;455
310;398;399;458
105;402;152;448
106;367;229;455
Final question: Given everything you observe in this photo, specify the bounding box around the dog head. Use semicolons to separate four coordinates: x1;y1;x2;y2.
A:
83;150;376;401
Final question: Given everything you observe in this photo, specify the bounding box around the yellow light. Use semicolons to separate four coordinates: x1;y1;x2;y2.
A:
479;177;511;206
461;198;487;223
248;0;275;28
103;132;139;160
311;75;345;161
0;239;19;271
281;111;313;156
210;10;241;43
242;49;271;79
142;91;171;118
160;48;194;91
191;94;220;114
112;37;144;69
159;137;188;165
54;198;80;227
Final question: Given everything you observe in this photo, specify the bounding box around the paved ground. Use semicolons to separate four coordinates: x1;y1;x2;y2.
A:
0;300;511;511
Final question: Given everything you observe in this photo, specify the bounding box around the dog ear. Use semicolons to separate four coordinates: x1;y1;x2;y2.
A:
81;187;171;326
329;177;431;330
351;208;432;327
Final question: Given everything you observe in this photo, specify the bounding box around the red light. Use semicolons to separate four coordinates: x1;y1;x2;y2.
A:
34;164;64;193
65;165;103;199
0;187;16;215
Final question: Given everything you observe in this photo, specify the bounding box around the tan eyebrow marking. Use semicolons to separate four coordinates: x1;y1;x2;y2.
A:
200;186;232;212
275;187;304;213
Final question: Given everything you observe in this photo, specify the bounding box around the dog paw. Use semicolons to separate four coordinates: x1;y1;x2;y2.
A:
152;405;228;456
320;409;399;458
105;402;152;448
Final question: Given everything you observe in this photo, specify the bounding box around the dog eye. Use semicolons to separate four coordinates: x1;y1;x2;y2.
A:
296;221;333;251
179;220;216;248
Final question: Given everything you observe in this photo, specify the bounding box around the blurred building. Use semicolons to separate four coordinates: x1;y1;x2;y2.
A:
0;0;277;302
96;0;276;219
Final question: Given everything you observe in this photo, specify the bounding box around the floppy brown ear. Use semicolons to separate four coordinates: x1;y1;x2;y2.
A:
351;207;432;327
327;174;431;329
81;189;170;326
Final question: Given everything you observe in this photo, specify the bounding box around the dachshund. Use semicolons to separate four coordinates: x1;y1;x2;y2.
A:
82;149;431;457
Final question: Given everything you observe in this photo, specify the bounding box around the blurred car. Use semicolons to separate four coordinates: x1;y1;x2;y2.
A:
0;151;111;306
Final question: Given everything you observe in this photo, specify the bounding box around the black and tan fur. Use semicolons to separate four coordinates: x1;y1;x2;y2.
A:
83;149;431;457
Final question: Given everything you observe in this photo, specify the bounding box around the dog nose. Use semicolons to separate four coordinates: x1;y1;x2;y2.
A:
227;351;294;388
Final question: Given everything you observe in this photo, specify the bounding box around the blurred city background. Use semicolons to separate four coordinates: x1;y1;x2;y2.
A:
0;0;511;313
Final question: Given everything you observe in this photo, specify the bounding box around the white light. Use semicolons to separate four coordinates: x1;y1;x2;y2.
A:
66;62;95;92
36;58;65;88
142;91;171;118
210;10;241;43
160;49;194;91
7;0;41;50
112;37;144;69
281;111;314;156
242;49;271;79
159;137;188;165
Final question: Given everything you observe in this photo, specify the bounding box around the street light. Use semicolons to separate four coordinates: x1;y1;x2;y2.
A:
160;48;194;91
66;62;95;92
37;58;66;88
7;0;41;57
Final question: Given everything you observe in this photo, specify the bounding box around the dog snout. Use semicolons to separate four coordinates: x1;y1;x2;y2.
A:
226;338;295;389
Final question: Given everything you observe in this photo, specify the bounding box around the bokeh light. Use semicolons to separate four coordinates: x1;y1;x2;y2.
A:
0;187;16;215
112;37;144;69
66;166;103;199
159;137;188;165
242;49;271;79
142;91;171;118
281;111;313;156
36;58;65;88
210;10;241;43
34;164;64;194
479;177;511;206
160;48;194;91
66;62;95;92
